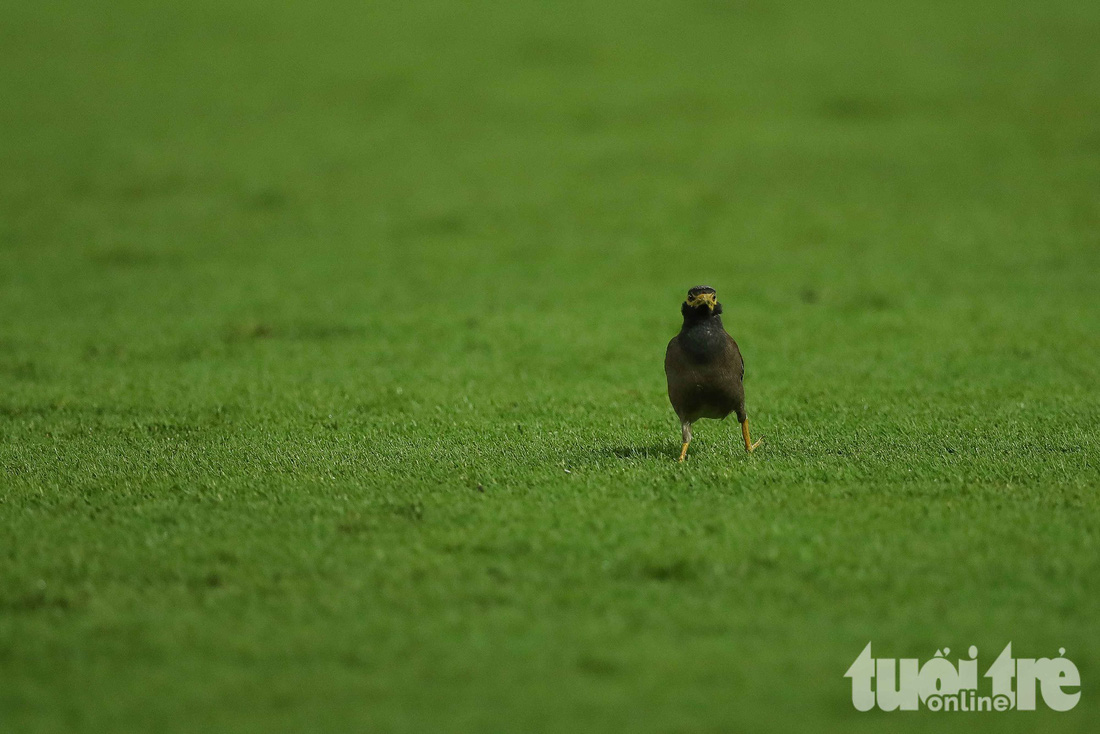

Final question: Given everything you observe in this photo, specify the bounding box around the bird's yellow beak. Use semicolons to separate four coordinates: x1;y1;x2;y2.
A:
686;292;717;310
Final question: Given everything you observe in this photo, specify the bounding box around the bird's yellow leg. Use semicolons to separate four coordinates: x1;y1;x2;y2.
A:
678;422;692;462
741;419;762;453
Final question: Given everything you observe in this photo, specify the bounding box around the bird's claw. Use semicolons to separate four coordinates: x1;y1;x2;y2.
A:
741;420;761;453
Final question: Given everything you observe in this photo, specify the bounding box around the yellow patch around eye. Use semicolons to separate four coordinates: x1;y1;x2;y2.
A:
686;293;717;309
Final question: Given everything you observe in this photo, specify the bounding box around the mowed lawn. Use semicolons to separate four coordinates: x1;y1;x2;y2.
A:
2;1;1098;732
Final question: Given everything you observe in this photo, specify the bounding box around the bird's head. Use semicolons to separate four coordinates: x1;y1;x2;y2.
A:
682;285;723;318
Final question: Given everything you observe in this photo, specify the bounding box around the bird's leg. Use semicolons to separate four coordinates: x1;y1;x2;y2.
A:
678;421;692;462
741;419;762;453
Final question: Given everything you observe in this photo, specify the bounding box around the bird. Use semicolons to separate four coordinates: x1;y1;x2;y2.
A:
664;285;762;461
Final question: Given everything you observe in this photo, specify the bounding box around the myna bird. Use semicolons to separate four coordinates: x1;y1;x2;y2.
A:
664;285;762;461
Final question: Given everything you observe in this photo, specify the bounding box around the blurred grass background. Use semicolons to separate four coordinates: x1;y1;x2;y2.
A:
1;1;1099;732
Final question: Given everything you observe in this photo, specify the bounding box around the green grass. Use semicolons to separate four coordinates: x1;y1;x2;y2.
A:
2;0;1099;731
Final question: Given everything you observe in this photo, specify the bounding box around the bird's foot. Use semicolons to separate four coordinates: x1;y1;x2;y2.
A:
741;420;762;453
678;442;689;462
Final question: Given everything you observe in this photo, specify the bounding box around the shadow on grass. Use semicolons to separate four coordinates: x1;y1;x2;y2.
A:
554;442;678;472
603;444;678;461
568;435;764;469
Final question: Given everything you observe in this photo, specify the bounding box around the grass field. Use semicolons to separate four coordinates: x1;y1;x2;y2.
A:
2;1;1099;731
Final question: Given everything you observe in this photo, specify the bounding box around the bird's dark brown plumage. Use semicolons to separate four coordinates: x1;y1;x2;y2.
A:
664;285;760;460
